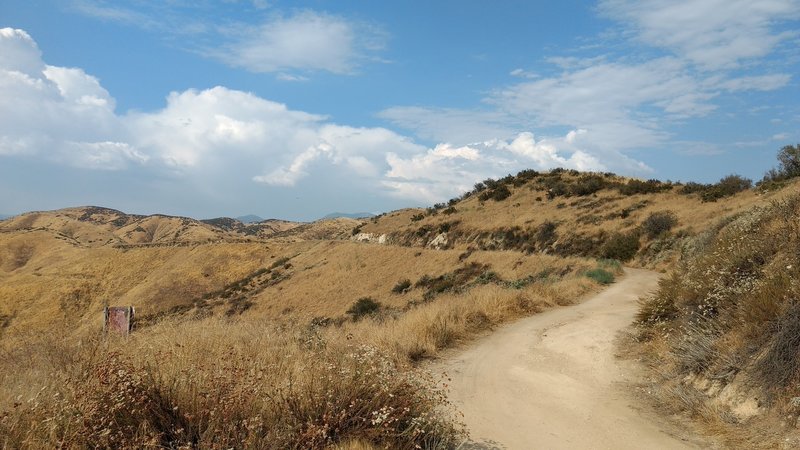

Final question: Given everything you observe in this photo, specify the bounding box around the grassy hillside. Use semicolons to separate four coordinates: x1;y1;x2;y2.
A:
631;190;800;447
358;170;780;269
0;233;610;448
0;206;304;248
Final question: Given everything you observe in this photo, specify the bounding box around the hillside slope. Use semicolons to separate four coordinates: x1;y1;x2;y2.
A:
0;206;304;247
357;170;789;269
632;190;800;448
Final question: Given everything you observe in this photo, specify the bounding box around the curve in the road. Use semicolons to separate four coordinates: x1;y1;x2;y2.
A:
437;268;707;450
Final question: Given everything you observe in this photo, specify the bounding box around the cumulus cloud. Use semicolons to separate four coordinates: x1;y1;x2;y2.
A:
0;28;138;169
128;86;326;169
207;11;385;75
382;132;612;203
0;26;676;211
598;0;800;70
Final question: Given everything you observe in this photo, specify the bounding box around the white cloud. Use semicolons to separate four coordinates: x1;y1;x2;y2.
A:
128;86;326;168
210;11;385;74
598;0;800;70
0;28;135;169
717;73;791;91
545;55;607;70
383;1;795;174
509;68;538;79
71;3;386;78
378;106;520;146
253;124;421;186
382;132;614;203
0;28;46;76
773;132;790;140
494;58;715;127
276;73;309;82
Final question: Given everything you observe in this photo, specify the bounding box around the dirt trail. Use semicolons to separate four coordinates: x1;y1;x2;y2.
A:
437;268;706;450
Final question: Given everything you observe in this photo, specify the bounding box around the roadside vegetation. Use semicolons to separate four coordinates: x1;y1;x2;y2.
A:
630;146;800;447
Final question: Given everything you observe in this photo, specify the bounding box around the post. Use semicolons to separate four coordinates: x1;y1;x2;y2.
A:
104;306;135;335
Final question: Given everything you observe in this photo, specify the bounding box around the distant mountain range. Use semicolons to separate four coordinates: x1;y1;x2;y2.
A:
236;215;264;224
321;212;375;220
0;214;11;221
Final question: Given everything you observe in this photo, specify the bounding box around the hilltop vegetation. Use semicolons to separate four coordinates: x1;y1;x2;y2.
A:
359;168;773;270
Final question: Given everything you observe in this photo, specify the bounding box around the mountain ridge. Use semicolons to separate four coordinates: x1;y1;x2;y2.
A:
235;214;264;223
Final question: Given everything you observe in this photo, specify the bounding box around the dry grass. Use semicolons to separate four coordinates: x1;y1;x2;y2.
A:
0;229;609;448
631;189;800;447
0;228;591;334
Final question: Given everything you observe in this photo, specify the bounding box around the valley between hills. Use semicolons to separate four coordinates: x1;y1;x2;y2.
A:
3;167;800;448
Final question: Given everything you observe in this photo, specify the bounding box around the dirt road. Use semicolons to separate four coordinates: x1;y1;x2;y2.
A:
437;268;706;450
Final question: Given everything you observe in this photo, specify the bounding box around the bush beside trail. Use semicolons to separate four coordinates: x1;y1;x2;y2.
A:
633;193;800;447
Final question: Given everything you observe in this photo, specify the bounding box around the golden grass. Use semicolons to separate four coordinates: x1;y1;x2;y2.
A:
0;243;608;448
0;226;591;335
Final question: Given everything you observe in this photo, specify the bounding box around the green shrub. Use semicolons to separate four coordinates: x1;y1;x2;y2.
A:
545;181;570;199
478;184;512;202
700;174;752;202
415;263;489;300
391;279;412;294
475;270;501;285
760;144;800;185
680;175;752;202
641;210;678;239
600;233;640;261
346;297;381;320
410;213;425;222
570;175;607;196
619;179;671;195
515;169;540;183
585;268;615;285
598;258;622;271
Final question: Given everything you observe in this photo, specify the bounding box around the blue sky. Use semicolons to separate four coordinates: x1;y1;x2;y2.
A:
0;0;798;220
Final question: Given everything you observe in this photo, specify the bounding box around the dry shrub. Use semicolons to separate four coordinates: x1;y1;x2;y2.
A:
600;233;640;261
641;210;678;239
0;322;464;449
633;192;800;443
752;301;800;394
